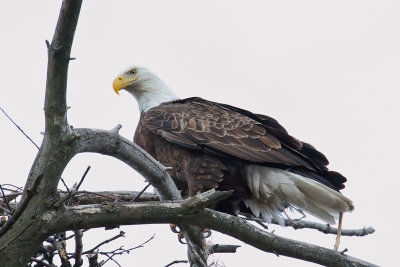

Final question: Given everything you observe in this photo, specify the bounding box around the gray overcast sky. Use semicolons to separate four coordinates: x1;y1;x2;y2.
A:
1;1;399;266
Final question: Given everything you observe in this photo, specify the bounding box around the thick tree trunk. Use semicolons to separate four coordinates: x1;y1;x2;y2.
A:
0;145;74;264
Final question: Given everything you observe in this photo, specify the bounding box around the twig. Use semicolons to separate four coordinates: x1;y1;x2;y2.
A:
131;183;151;202
241;215;269;229
62;190;119;203
60;178;70;192
83;231;125;255
54;166;91;207
110;124;122;133
0;106;73;200
98;235;155;266
67;190;158;204
75;166;91;191
242;213;375;237
0;184;12;212
0;184;23;191
98;235;155;255
0;174;43;239
0;106;40;149
0;191;22;198
100;254;121;267
281;218;375;236
130;234;155;249
65;229;89;241
164;260;189;267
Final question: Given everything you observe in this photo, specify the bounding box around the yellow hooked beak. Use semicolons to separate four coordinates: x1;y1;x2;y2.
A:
112;75;138;95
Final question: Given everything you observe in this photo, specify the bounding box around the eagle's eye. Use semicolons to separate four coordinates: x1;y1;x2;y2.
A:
129;69;137;75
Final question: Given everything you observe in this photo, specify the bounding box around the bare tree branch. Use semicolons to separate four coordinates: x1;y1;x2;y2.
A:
201;210;378;267
2;187;374;238
44;0;82;135
208;244;241;254
131;183;151;202
74;127;182;200
52;190;230;231
164;260;189;267
0;185;12;213
83;231;125;255
281;218;375;237
54;166;91;208
245;216;376;237
0;174;44;240
0;106;40;149
46;190;377;267
73;230;83;267
97;234;155;266
69;190;159;204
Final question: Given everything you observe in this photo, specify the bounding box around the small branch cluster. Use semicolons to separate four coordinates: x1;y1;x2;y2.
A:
0;184;23;217
28;229;155;267
54;166;91;208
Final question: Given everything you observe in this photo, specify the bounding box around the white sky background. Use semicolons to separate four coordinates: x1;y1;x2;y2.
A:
1;1;399;266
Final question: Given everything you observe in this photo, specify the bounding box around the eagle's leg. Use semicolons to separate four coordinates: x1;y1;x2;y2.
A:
334;212;343;251
168;156;226;241
169;198;212;241
160;150;225;241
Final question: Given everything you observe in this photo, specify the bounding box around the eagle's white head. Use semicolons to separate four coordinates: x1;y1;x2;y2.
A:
112;66;179;113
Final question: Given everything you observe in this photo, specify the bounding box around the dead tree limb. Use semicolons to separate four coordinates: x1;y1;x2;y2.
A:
73;230;83;267
44;190;377;267
281;219;375;236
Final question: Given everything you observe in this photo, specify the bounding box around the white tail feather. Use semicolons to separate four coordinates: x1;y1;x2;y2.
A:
244;165;354;225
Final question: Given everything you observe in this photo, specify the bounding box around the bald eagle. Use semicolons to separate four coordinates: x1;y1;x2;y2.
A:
112;66;354;225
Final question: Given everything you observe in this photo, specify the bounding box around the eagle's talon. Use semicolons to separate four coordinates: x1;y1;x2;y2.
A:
203;228;211;238
170;224;186;244
170;223;180;233
178;232;186;244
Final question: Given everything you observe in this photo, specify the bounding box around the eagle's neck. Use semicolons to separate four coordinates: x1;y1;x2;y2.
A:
130;78;179;113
